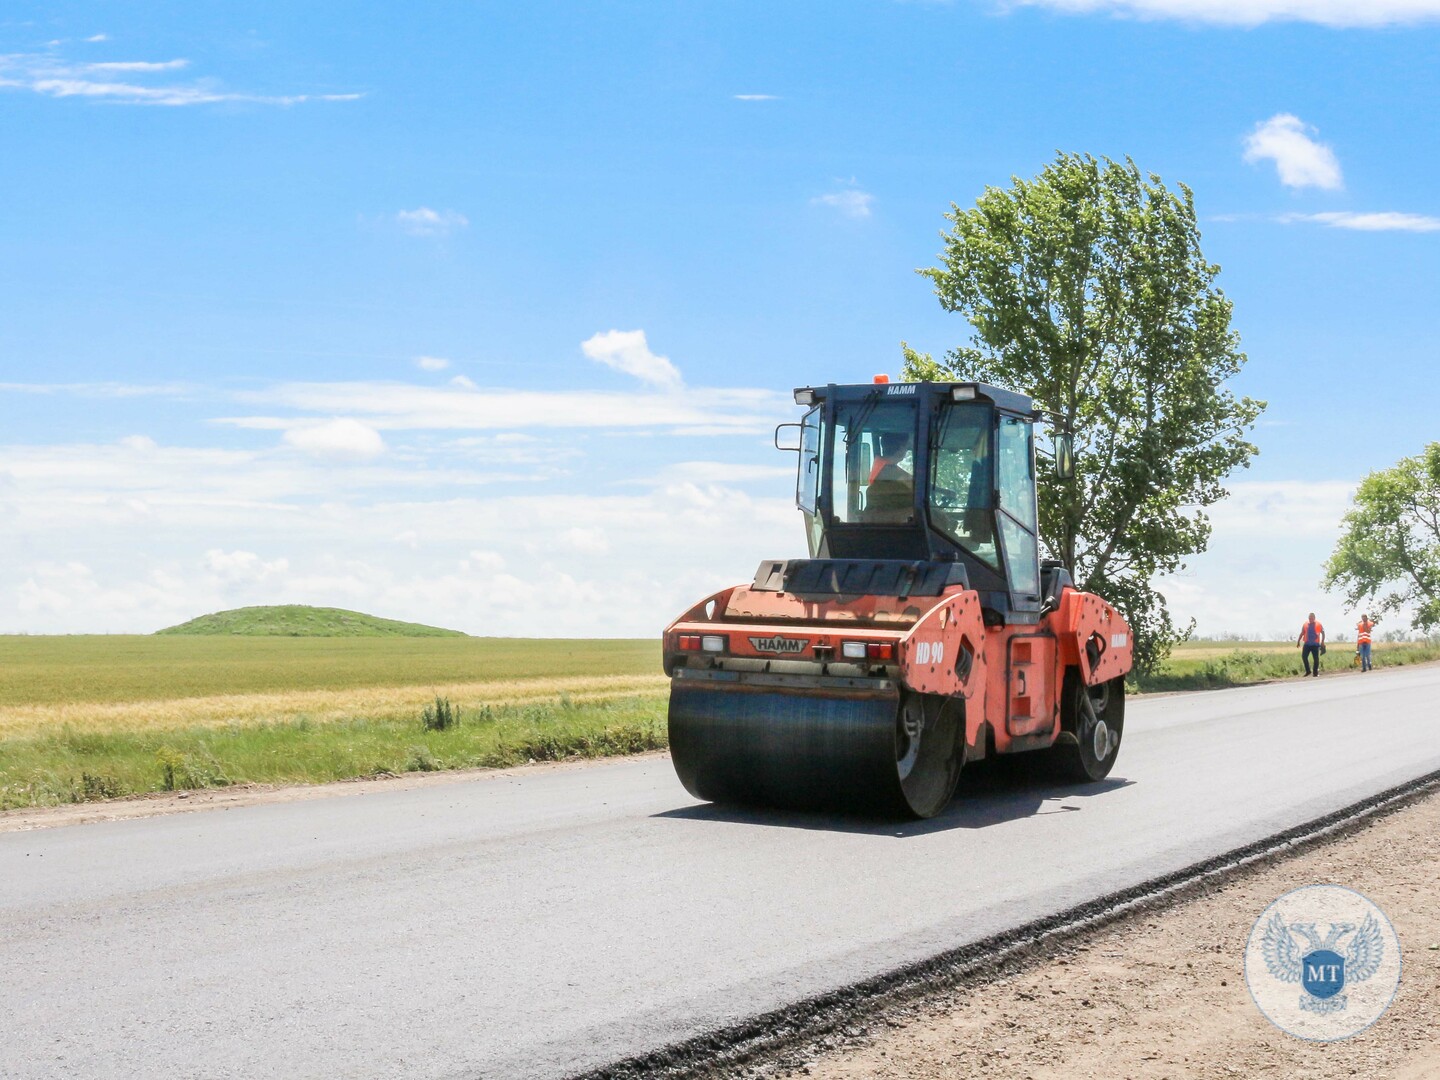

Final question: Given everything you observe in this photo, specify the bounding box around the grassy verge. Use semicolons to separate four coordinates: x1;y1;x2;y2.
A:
1134;641;1440;693
0;692;668;811
0;635;668;812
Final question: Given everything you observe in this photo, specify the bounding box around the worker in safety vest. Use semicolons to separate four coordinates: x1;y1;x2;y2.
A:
1297;612;1326;677
1356;614;1376;672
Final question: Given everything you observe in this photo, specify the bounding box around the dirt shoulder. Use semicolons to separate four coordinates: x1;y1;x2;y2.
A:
789;789;1440;1080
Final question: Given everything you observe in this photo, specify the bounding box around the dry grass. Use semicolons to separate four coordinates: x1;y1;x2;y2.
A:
0;673;669;740
1168;641;1300;661
0;635;660;707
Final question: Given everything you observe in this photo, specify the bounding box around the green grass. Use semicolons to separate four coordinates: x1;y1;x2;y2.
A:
0;635;660;707
1136;639;1440;692
0;695;668;811
0;635;667;811
155;604;466;637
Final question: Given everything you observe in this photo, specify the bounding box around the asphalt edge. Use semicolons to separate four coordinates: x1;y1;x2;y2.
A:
570;767;1440;1080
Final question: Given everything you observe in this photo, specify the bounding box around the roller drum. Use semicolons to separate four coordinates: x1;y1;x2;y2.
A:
668;680;962;818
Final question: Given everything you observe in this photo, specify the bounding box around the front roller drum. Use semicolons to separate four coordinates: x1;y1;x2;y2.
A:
668;681;963;818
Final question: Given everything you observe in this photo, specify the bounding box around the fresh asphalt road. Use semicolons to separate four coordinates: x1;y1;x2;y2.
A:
4;666;1439;1079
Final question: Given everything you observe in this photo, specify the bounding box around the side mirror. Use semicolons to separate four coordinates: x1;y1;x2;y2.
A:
1053;432;1075;480
774;423;802;452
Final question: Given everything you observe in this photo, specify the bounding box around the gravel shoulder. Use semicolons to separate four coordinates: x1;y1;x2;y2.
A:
789;788;1440;1080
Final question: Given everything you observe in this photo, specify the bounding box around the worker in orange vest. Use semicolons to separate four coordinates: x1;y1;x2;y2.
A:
1297;612;1326;677
1356;614;1376;672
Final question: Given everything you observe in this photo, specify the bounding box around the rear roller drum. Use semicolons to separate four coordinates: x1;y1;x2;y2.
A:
1048;673;1124;782
669;683;963;819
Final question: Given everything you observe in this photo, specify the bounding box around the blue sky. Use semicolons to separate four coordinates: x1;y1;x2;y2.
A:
2;0;1437;636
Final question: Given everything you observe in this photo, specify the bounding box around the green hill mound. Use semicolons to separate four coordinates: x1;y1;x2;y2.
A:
156;605;467;638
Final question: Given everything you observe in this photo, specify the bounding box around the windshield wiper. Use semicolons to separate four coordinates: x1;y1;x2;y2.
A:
842;390;886;446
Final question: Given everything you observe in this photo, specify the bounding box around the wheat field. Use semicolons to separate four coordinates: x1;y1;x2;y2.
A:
0;635;667;810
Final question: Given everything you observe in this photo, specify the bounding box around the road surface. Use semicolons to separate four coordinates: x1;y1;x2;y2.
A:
4;666;1439;1079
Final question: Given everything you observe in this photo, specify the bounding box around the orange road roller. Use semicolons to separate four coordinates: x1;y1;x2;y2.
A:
663;378;1133;818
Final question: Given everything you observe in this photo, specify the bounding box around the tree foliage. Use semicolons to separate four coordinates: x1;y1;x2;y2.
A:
1323;443;1440;632
904;152;1264;673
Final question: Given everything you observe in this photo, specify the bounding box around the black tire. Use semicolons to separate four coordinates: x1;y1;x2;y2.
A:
1047;672;1124;783
894;694;964;818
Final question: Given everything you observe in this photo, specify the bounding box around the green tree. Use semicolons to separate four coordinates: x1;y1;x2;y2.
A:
904;152;1264;674
1323;444;1440;632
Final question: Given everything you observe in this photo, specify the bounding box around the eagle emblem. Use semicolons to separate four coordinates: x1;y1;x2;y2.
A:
1261;914;1386;1014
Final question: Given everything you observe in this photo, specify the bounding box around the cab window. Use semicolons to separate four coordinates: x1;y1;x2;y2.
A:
927;403;997;567
996;416;1039;596
797;406;820;514
828;400;917;525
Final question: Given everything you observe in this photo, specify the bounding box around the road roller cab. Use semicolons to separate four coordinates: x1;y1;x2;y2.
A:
664;379;1133;818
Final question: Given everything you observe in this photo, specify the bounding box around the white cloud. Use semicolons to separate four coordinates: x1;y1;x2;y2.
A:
651;461;796;485
17;562;182;620
220;380;780;434
0;440;546;529
1;375;780;438
811;188;875;219
0;52;361;107
1279;211;1440;233
395;207;469;237
282;418;387;462
580;329;684;389
440;433;561;468
0;380;192;397
462;549;506;572
1157;480;1357;636
1203;479;1355;537
560;527;610;554
414;355;451;371
0;464;801;634
0;366;802;634
86;59;189;73
733;93;778;101
1009;0;1440;26
449;374;478;390
1243;114;1343;190
85;34;109;43
204;549;289;583
16;562;91;616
